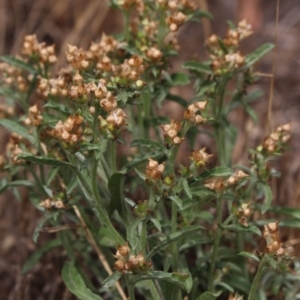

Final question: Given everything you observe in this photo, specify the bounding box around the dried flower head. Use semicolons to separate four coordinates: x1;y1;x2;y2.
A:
184;101;208;124
145;158;165;181
261;123;291;154
161;120;184;145
189;147;213;168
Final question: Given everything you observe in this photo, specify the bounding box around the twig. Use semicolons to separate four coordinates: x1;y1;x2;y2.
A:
73;205;127;300
267;0;280;133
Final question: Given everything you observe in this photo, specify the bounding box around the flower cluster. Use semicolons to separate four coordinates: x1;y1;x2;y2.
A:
263;221;287;256
0;103;14;119
0;62;28;91
204;170;248;193
115;55;145;83
145;158;165;181
261;123;291;154
206;20;253;73
114;243;152;274
48;114;84;145
228;292;243;300
39;198;66;210
23;104;43;127
235;202;252;227
189;147;213;169
99;108;127;139
161;119;184;145
227;170;248;185
184;101;208;124
66;44;89;70
5;133;34;165
22;34;57;64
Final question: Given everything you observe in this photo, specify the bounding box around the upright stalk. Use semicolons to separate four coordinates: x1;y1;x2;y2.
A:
248;255;268;300
208;194;223;292
125;276;135;300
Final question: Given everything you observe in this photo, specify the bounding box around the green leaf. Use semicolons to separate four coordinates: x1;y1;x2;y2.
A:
43;101;70;114
196;167;232;181
171;73;190;86
103;271;122;288
238;251;260;263
130;139;164;151
134;167;146;180
168;195;183;210
224;224;261;236
258;182;273;213
179;256;193;293
108;170;129;225
183;61;211;74
182;178;192;199
18;153;75;168
149;217;162;232
122;152;167;170
166;93;188;108
189;10;213;22
22;239;61;273
270;207;300;220
1;55;36;73
33;215;53;243
131;271;188;291
146;225;205;259
245;43;274;68
62;261;104;300
195;291;222;300
0;119;35;144
0;180;34;194
127;217;145;249
265;254;277;269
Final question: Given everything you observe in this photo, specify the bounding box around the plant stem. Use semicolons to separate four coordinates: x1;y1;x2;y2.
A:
90;158;124;245
125;276;135;300
148;280;163;300
110;140;117;174
140;219;147;255
248;255;268;300
208;194;223;292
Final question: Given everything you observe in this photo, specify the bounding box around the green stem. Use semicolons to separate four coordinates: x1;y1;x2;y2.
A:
123;10;130;42
110;140;117;174
125;276;135;300
148;280;163;300
90;158;124;245
248;255;268;300
208;194;223;292
140;219;147;255
171;201;179;270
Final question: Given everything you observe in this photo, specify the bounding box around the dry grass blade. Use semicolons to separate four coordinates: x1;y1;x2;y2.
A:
267;0;280;133
73;205;127;300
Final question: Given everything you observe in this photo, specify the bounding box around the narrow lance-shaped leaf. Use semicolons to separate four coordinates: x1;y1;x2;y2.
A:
168;195;183;210
0;119;36;144
62;261;104;300
127;217;145;250
1;55;37;73
195;291;222;300
245;43;274;68
130;138;164;151
147;225;205;259
18;153;75;168
22;239;62;273
258;182;273;213
131;271;188;291
182;61;212;75
103;271;122;288
196;167;232;182
108;170;130;225
238;251;260;263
